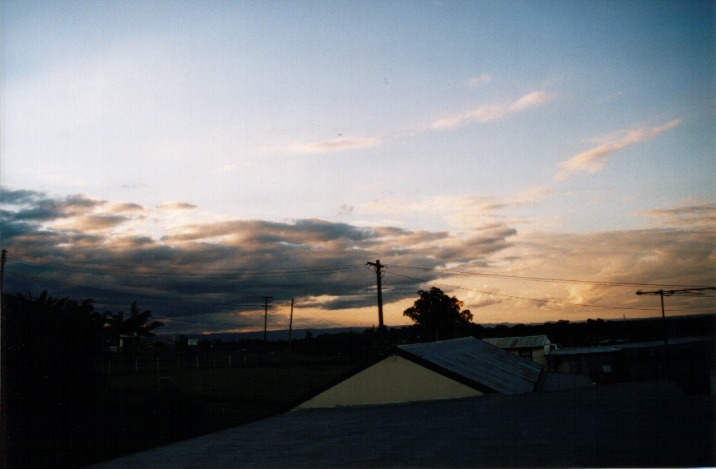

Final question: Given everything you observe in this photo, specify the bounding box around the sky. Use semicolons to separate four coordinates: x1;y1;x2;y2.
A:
1;0;714;337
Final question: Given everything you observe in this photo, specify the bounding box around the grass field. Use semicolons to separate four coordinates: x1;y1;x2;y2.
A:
108;354;358;433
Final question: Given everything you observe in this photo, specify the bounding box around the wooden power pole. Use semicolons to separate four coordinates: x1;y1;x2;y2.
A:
367;260;385;330
0;249;7;468
288;298;294;360
636;286;716;377
263;296;272;342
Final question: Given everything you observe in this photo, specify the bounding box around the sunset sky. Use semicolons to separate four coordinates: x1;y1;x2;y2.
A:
2;1;714;336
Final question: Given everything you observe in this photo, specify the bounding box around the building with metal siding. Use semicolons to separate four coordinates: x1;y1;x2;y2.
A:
295;337;543;409
546;336;713;389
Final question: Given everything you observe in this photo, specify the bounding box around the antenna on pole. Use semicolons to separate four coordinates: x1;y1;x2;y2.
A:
366;260;385;330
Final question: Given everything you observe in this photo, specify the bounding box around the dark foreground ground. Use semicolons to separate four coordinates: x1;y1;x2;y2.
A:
91;380;714;468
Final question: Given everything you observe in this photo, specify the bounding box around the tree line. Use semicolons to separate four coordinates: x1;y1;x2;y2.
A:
2;290;164;467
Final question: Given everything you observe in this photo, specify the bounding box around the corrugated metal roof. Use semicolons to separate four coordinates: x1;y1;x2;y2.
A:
482;335;549;349
398;337;543;394
550;346;620;356
550;336;712;356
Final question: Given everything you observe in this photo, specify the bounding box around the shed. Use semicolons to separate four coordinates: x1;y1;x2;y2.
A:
295;337;543;409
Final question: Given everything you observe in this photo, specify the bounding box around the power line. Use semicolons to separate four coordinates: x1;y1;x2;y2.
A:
7;273;269;309
6;254;713;328
10;257;364;278
387;264;711;290
385;270;695;314
633;287;716;377
152;316;250;328
10;256;711;291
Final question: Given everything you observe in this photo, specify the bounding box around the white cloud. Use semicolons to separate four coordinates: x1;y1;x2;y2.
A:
557;119;683;179
468;73;492;87
359;192;550;232
510;91;549;112
430;91;550;130
157;202;198;211
266;136;382;155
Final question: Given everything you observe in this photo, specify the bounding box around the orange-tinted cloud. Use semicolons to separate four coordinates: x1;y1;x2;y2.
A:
2;188;712;334
157;202;198;211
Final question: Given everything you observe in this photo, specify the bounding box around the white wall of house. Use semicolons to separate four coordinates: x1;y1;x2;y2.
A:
295;355;482;409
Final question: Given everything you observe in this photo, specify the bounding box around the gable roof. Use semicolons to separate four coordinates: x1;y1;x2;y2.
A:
294;354;483;409
482;335;550;349
398;337;543;394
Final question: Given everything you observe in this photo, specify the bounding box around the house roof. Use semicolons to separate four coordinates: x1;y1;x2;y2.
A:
398;337;543;394
482;335;550;349
91;380;713;468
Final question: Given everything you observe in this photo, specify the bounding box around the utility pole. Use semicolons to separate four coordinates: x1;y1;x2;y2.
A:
0;249;7;469
263;296;272;342
288;298;294;360
636;287;715;378
366;260;385;330
0;249;6;305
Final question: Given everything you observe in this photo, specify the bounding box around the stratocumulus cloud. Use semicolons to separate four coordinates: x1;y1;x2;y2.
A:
0;188;519;332
1;187;713;333
638;201;716;228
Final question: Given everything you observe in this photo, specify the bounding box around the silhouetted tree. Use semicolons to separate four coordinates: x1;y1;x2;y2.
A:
5;291;105;397
104;301;163;351
403;287;473;341
124;301;163;338
4;290;106;466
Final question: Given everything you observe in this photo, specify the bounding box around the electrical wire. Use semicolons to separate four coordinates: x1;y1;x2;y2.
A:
386;264;713;290
10;256;365;278
10;255;710;290
384;270;708;314
6;255;713;327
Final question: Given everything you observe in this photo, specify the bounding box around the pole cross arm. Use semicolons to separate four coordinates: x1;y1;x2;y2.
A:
637;287;716;296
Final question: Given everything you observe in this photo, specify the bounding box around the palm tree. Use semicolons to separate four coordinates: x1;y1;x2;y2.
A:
124;301;164;339
104;302;163;352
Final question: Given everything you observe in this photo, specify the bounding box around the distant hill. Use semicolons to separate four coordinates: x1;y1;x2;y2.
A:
162;313;715;346
178;327;368;342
